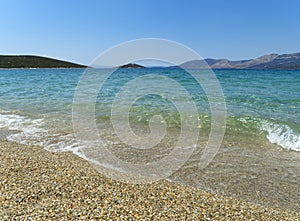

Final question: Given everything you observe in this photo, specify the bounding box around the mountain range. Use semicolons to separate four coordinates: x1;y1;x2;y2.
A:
180;53;300;70
1;53;300;69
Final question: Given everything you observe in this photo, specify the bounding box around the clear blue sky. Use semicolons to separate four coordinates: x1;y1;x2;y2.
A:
0;0;299;65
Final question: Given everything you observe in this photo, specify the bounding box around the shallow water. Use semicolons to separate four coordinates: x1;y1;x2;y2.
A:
0;68;299;210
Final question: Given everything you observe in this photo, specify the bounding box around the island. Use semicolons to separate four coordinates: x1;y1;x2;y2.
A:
0;55;87;68
118;63;145;68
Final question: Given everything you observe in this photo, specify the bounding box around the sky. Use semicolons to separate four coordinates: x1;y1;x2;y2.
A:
0;0;299;65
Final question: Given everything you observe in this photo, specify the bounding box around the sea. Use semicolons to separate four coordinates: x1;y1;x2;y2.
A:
0;68;299;210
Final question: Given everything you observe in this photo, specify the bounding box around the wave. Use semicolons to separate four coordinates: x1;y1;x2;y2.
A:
0;112;80;152
1;111;300;155
261;121;300;151
235;116;300;151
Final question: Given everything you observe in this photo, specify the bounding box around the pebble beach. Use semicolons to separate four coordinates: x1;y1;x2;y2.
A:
0;141;299;220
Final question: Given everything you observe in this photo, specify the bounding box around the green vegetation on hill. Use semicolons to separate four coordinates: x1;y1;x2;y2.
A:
0;55;87;68
118;63;145;68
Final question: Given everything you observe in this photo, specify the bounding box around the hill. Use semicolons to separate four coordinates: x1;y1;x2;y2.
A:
0;55;87;68
118;63;145;68
179;53;300;70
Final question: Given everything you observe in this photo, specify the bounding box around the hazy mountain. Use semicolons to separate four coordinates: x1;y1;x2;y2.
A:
179;53;300;70
0;55;87;68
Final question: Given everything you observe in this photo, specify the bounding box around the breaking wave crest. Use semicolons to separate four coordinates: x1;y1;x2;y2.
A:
261;121;300;151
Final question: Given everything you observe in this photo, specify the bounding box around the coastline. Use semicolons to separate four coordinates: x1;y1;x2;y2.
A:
0;140;299;220
0;67;87;70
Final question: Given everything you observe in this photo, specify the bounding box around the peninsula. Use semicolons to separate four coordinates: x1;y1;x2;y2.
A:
0;55;87;68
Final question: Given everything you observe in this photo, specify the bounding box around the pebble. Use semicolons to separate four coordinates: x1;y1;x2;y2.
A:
0;141;299;220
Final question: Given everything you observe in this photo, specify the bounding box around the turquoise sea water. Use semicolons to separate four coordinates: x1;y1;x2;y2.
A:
0;68;299;209
0;68;299;151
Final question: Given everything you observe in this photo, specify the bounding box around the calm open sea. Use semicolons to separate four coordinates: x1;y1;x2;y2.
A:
0;68;299;210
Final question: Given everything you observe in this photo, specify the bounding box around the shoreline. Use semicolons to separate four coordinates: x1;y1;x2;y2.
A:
0;140;299;220
0;67;87;70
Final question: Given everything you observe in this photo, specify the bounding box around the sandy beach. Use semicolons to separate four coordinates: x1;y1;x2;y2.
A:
0;140;299;220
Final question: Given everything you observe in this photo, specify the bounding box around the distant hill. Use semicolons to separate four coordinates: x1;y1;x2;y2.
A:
118;63;145;68
0;55;87;68
179;53;300;70
3;53;300;70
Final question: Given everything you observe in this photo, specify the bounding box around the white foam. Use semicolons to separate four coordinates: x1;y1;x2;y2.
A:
0;113;45;134
261;121;300;151
0;113;81;152
0;113;47;146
